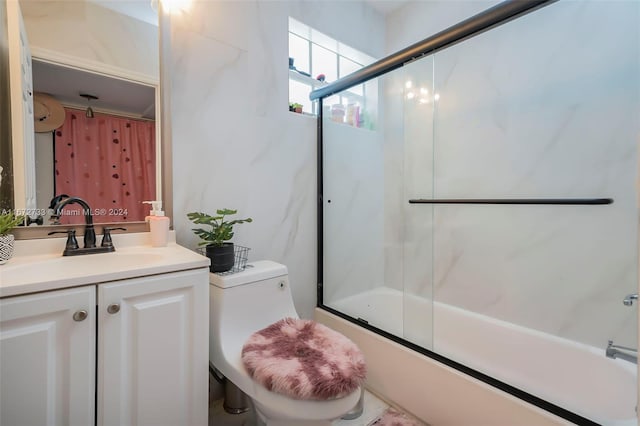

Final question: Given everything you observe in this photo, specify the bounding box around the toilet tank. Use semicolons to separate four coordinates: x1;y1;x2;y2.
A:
209;261;299;372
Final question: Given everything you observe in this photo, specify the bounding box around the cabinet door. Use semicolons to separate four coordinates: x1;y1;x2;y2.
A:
0;286;96;426
98;268;209;426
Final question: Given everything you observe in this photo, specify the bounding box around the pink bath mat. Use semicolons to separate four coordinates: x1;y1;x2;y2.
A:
369;407;426;426
241;318;366;400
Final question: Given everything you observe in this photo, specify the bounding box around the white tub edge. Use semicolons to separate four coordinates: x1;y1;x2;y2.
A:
315;307;573;426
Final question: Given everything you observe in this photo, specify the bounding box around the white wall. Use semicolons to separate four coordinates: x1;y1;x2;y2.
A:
20;0;158;80
384;1;640;350
169;0;384;319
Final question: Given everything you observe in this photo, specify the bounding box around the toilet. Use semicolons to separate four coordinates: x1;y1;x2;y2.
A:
209;260;362;426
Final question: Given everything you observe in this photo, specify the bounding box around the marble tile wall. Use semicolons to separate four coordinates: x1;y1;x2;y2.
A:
169;1;384;319
384;0;640;348
21;1;158;78
386;1;497;55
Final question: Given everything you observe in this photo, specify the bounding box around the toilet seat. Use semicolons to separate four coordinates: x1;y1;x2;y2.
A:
215;320;361;422
242;318;366;400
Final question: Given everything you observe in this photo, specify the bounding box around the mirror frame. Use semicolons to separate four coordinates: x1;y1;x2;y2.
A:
13;6;172;240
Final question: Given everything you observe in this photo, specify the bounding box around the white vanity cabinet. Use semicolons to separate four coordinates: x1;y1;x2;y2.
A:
0;267;209;426
98;268;209;426
0;286;97;426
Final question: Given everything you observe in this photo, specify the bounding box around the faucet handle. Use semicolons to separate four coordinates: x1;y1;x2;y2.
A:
101;227;127;248
48;229;79;251
17;216;44;227
26;215;44;226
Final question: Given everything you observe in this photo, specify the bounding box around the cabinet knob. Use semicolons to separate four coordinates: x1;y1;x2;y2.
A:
73;310;88;322
107;304;120;314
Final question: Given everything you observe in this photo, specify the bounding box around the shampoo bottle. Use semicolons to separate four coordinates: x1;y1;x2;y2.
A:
143;201;169;247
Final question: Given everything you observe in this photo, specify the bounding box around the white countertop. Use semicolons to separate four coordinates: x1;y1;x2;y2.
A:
0;231;209;298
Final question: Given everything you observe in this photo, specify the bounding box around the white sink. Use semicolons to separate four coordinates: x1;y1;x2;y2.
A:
0;233;209;297
3;252;164;282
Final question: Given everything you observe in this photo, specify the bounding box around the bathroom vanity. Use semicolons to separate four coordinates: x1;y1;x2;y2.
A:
0;232;209;426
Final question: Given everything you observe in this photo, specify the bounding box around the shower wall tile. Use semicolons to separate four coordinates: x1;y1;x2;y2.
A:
433;206;637;347
432;1;639;200
386;1;497;55
169;1;385;319
387;0;640;348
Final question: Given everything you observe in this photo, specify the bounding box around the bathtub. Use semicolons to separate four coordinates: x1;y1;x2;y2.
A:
323;287;637;426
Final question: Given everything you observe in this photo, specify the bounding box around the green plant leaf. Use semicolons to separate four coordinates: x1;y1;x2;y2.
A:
216;208;237;216
0;213;24;235
186;209;252;246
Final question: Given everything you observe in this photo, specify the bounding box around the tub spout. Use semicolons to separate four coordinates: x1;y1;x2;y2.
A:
606;340;637;364
623;293;638;306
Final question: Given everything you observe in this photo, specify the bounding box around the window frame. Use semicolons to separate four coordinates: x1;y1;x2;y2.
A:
288;18;373;117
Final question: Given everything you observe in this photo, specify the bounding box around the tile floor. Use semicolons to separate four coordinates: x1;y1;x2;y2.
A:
208;389;425;426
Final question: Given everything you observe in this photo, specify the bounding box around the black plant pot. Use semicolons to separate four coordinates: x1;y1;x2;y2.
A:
206;243;235;273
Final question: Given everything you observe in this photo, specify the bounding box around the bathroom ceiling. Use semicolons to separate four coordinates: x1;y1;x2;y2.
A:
366;0;409;16
32;60;156;120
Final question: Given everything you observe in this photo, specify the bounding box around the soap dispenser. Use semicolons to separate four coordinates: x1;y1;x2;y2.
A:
143;200;170;247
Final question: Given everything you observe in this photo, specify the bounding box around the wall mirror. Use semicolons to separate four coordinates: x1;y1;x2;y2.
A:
3;0;169;238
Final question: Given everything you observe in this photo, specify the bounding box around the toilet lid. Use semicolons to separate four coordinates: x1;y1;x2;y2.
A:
241;318;366;400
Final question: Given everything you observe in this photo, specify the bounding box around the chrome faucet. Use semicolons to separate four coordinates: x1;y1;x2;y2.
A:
51;196;96;248
606;340;637;364
623;293;638;306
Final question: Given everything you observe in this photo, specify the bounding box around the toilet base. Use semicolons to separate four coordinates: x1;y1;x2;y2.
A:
224;380;250;414
340;387;364;420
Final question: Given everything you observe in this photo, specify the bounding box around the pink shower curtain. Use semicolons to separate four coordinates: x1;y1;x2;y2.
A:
54;108;156;224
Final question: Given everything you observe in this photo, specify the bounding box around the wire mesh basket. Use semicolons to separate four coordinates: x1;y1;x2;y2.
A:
197;245;250;275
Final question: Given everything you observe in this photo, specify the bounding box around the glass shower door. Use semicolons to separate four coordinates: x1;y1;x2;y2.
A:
321;76;407;337
427;1;639;422
401;57;435;350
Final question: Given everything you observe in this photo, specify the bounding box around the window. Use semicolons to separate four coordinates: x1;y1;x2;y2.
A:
288;17;375;120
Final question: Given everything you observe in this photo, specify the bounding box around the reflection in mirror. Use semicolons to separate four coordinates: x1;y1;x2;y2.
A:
5;0;160;230
33;60;157;225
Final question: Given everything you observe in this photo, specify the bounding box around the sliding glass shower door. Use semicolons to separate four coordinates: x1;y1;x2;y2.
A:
321;0;639;423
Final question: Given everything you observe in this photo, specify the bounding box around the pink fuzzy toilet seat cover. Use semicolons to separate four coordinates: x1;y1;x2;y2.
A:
241;318;366;400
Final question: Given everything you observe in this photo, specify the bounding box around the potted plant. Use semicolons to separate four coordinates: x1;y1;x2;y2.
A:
187;209;252;273
0;213;24;264
289;102;303;113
